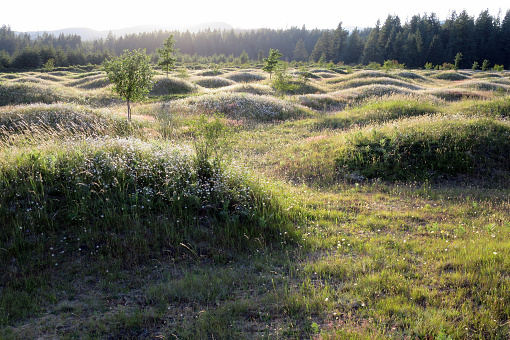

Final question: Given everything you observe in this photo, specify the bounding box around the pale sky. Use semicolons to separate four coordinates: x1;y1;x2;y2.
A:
1;0;508;32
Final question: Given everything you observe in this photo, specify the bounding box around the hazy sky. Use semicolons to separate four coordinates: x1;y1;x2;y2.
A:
2;0;509;32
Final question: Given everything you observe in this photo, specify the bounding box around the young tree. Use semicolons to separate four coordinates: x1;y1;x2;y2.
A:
239;50;250;64
263;48;283;79
257;49;265;63
157;35;177;77
454;52;463;70
103;49;155;121
482;59;490;71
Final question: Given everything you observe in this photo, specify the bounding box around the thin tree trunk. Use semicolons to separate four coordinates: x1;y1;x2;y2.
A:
127;99;131;121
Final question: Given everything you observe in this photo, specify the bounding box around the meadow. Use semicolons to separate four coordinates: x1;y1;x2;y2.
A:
0;64;509;339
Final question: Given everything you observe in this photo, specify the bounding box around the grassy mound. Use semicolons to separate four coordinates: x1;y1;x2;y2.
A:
0;103;136;143
314;94;440;129
431;71;470;81
331;77;423;91
150;76;200;95
214;83;275;96
0;137;289;325
224;72;265;82
452;96;510;117
293;94;348;111
0;75;116;107
472;72;504;79
65;74;109;89
427;88;492;101
280;115;510;184
161;92;313;121
192;76;236;88
0;79;82;106
395;71;429;81
333;84;417;102
456;80;510;92
197;70;224;76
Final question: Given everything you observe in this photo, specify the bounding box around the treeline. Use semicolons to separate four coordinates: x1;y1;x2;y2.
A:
1;9;509;70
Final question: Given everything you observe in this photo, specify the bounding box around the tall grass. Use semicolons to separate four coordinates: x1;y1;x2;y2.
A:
280;115;510;184
0;137;294;325
314;94;441;129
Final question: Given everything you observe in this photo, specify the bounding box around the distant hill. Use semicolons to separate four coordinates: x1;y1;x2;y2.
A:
18;22;234;40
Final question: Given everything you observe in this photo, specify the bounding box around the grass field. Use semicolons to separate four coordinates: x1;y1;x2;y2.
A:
1;65;509;339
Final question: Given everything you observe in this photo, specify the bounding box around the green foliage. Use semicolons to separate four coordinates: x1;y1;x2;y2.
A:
271;62;297;93
367;62;381;70
189;113;232;180
298;66;313;85
176;68;190;79
482;59;490;71
472;61;479;71
0;50;12;68
239;50;249;64
382;60;405;71
441;62;455;70
43;58;55;72
263;48;283;79
493;64;504;71
424;62;434;70
335;116;510;181
454;52;462;70
157;35;177;77
103;49;155;120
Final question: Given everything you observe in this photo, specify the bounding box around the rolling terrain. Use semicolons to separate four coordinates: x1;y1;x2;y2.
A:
1;65;510;339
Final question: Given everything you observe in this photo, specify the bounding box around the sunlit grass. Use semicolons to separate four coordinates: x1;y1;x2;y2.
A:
1;67;510;339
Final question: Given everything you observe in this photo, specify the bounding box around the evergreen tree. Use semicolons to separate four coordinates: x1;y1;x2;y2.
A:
263;48;283;79
426;35;445;66
344;28;364;64
12;46;41;69
501;10;510;67
257;49;265;62
293;38;309;62
474;10;496;63
309;30;335;63
239;50;249;64
333;22;349;63
361;21;381;64
448;10;475;68
157;35;177;77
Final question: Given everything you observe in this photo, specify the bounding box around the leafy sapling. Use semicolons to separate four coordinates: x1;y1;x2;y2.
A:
103;48;155;121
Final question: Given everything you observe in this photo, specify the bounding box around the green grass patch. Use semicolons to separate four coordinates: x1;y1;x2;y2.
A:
280;115;510;184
